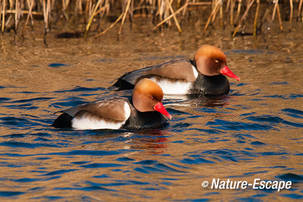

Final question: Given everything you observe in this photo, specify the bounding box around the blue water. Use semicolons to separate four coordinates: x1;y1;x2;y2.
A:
0;33;303;201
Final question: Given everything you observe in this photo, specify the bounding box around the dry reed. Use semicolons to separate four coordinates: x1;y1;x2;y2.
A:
0;0;302;38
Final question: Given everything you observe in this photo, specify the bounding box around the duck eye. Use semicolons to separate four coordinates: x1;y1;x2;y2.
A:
151;96;161;102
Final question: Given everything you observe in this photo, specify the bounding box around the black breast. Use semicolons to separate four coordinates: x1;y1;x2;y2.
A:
191;74;230;97
122;107;168;130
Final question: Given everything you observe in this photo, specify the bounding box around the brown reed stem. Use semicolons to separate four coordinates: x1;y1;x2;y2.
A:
119;0;132;35
167;0;182;32
0;2;1;28
272;1;276;21
1;0;6;32
219;2;223;27
226;0;231;12
235;0;242;24
232;0;255;37
230;0;234;25
5;10;42;15
204;0;221;32
25;0;35;26
188;2;211;6
153;2;188;31
15;0;21;31
298;0;303;20
62;0;70;20
62;0;70;11
85;0;91;20
289;0;293;24
42;0;51;33
86;0;104;33
211;0;221;23
276;1;283;30
272;0;283;30
76;0;83;14
94;12;123;38
42;0;52;46
182;0;189;15
253;0;260;37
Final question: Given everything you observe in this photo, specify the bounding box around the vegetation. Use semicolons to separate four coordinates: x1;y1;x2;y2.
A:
0;0;302;38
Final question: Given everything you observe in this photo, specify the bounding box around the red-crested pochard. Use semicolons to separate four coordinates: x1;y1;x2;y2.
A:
52;79;172;130
112;45;240;96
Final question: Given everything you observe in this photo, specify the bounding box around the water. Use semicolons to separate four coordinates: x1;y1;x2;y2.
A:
0;23;303;201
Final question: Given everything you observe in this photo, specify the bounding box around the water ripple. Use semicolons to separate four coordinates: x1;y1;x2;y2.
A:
247;115;303;128
0;141;59;148
207;119;273;131
45;149;127;156
277;173;303;183
81;163;125;168
0;191;25;197
43;169;78;176
134;160;186;173
282;108;303;119
54;86;106;93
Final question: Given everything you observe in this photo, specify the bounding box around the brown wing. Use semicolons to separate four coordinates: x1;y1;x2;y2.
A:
146;60;196;82
112;59;196;89
71;99;130;122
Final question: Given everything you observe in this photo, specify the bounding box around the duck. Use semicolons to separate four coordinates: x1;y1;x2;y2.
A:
112;45;240;96
52;79;172;130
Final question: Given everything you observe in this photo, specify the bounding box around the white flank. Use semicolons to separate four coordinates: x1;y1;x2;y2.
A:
71;102;131;130
192;65;199;79
72;118;124;130
150;77;193;95
123;102;131;120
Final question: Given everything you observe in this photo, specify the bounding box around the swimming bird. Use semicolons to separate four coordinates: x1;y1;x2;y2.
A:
53;79;172;130
112;45;240;96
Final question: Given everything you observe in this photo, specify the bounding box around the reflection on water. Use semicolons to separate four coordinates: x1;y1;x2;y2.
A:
0;23;303;200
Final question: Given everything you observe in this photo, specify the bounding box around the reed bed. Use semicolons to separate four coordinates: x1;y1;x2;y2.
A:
0;0;303;38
